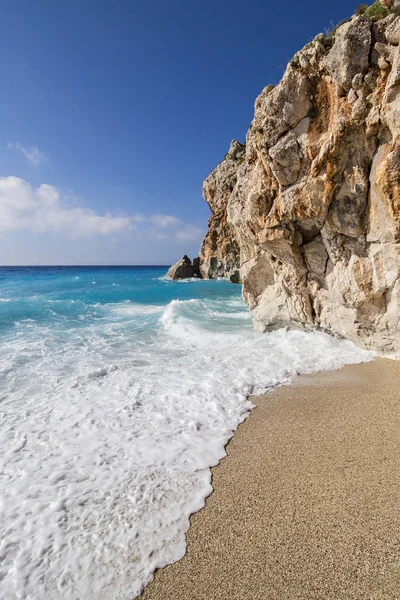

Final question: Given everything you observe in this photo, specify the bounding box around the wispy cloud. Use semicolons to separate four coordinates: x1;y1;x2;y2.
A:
8;142;48;166
150;214;180;228
0;176;205;245
175;224;204;241
148;214;203;243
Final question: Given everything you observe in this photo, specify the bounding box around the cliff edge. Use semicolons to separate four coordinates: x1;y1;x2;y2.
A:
200;0;400;355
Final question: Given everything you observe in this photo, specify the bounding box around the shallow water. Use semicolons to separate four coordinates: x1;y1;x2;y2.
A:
0;266;372;599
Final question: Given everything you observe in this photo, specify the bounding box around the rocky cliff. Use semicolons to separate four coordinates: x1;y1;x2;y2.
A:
199;140;244;282
199;0;400;356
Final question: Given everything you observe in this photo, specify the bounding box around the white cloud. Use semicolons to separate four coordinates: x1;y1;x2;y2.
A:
150;214;180;228
0;176;205;246
148;216;204;244
175;225;204;242
8;142;47;166
0;177;133;238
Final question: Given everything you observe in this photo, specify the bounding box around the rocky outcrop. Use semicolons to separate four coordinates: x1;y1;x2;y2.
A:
167;255;202;280
192;257;202;278
199;141;244;283
199;5;400;356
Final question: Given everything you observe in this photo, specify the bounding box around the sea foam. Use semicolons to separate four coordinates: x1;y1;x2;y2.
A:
0;266;372;599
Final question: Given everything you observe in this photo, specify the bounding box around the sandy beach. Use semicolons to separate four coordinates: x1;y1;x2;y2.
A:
140;358;400;600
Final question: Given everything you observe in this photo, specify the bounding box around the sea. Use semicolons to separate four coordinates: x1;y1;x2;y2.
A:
0;265;371;599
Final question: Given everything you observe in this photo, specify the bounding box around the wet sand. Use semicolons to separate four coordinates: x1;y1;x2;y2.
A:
140;358;400;600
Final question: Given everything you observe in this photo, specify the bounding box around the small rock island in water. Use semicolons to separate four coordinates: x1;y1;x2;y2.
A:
166;255;202;280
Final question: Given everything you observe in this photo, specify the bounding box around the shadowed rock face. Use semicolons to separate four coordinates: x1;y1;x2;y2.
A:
199;11;400;355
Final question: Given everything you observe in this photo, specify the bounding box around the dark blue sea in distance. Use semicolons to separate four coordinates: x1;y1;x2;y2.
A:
0;265;369;599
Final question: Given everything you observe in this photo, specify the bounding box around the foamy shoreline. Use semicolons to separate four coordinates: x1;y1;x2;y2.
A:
141;358;400;599
2;267;372;599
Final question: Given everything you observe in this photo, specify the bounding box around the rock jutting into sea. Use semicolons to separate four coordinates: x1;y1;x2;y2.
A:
196;0;400;356
166;255;202;279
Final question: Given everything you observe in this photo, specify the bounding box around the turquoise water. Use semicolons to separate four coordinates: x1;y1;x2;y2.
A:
0;266;370;599
0;265;243;330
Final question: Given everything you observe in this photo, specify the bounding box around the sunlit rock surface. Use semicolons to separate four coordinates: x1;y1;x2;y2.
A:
200;9;400;355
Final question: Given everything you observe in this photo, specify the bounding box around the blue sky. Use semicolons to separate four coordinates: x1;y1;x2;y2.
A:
0;0;358;265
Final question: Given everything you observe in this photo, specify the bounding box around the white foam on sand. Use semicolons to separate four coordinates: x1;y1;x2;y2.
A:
0;297;373;599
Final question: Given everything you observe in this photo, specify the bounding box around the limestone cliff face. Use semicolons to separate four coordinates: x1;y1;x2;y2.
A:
200;4;400;355
200;140;244;282
200;140;245;281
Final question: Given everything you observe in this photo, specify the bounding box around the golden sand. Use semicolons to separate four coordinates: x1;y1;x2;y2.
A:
140;359;400;600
